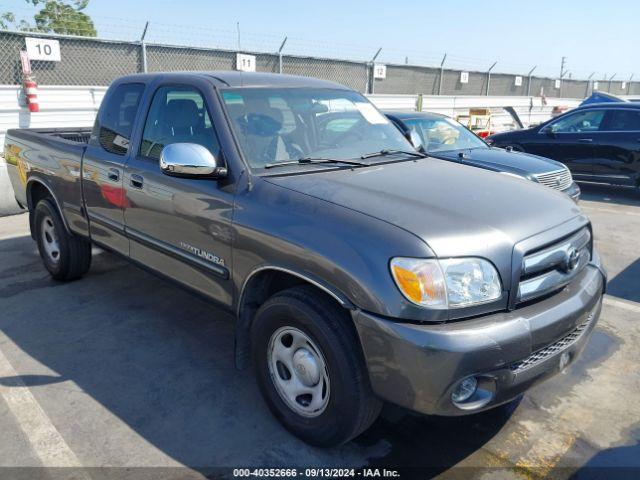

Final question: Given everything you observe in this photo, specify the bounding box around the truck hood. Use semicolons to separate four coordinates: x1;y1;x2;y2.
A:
431;147;566;176
264;158;583;259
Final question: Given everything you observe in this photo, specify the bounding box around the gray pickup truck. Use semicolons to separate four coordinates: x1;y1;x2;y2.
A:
4;72;606;447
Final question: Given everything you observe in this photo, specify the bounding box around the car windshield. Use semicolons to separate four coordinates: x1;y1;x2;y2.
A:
221;87;414;169
402;116;487;153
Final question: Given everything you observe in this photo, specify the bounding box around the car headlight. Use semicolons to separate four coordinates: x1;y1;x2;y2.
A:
390;257;502;308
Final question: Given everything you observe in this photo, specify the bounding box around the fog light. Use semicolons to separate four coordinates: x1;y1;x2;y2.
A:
452;377;478;403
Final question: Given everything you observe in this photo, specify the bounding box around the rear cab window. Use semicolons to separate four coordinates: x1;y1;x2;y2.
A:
91;83;144;155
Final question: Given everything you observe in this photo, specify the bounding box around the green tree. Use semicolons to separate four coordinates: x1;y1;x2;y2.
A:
34;1;96;36
1;1;96;37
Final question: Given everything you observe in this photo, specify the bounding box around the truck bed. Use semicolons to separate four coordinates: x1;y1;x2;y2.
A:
4;127;93;235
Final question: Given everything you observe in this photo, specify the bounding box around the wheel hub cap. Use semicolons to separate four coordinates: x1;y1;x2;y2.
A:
268;327;330;417
41;216;60;264
292;348;320;387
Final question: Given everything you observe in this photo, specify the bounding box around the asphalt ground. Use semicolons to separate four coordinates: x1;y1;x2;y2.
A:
0;182;638;480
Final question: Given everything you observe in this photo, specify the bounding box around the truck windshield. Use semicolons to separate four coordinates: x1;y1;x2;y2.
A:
221;88;413;169
402;117;487;153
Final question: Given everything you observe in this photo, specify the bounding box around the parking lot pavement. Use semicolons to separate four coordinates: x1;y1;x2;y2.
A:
0;183;638;479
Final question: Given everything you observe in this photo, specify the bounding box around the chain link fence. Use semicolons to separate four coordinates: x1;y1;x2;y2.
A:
1;29;639;98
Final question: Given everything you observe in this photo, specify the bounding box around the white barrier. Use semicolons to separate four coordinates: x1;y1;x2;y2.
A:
0;85;106;215
367;94;583;128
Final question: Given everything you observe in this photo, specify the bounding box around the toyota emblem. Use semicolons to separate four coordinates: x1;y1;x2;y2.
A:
563;248;580;272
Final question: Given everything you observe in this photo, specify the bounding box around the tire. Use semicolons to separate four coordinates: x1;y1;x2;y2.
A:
251;285;382;446
34;198;92;281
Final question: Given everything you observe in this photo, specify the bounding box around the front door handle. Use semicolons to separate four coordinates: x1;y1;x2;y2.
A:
130;174;144;189
107;168;120;182
578;138;593;143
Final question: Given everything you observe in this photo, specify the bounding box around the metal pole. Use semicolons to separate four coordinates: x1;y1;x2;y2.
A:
526;65;537;97
438;53;447;95
369;47;382;94
559;56;566;97
486;61;497;96
608;73;616;93
140;21;149;74
277;36;287;74
236;22;241;51
627;74;634;95
587;72;595;97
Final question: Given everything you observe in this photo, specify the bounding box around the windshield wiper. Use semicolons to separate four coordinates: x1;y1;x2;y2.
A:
264;157;368;169
360;149;428;160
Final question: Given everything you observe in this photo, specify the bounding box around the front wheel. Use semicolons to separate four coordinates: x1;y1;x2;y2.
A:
251;286;382;446
34;198;92;281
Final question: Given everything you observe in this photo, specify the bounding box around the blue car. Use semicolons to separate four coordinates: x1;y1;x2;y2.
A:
385;110;581;201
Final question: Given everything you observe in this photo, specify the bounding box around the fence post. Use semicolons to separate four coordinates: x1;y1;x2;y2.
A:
586;72;595;97
526;65;536;97
486;61;497;96
608;73;616;93
627;74;634;95
277;36;287;74
368;47;382;95
140;21;149;73
438;53;447;95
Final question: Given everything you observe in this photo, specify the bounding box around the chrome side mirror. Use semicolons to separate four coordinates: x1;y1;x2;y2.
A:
160;143;227;178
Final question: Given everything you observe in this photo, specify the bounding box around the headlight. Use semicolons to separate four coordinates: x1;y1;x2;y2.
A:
390;257;502;309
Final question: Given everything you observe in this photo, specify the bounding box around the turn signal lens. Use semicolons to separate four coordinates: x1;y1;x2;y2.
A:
390;258;447;308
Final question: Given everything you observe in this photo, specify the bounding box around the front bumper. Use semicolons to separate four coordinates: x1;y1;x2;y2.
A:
352;261;605;416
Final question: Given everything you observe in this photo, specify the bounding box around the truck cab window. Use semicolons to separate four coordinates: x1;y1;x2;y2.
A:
139;86;221;161
91;82;144;155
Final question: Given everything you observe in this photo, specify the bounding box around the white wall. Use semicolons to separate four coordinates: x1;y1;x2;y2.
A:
368;94;583;128
0;85;106;215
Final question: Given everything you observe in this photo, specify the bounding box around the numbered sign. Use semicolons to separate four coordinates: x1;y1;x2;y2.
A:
236;53;256;72
460;72;469;84
514;76;523;87
25;37;61;62
593;81;599;90
555;79;561;89
621;81;627;90
373;64;386;79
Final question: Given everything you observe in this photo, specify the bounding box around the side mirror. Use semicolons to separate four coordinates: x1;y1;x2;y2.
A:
408;130;424;151
541;126;556;138
160;143;227;178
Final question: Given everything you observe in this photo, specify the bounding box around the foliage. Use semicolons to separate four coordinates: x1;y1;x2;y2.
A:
1;1;96;37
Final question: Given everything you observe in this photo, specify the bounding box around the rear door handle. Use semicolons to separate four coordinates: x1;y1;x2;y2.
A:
130;174;144;189
578;138;593;143
107;168;120;182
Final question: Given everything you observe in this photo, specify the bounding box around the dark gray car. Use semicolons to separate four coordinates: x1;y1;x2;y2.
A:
385;111;581;201
5;72;605;447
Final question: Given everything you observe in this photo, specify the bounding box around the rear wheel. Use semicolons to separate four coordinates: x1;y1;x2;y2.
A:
252;285;382;446
34;198;91;281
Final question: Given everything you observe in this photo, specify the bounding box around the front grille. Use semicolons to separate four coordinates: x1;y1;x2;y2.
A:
533;168;573;191
510;305;597;373
517;227;591;304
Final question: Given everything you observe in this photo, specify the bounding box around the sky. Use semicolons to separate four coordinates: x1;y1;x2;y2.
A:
3;0;639;80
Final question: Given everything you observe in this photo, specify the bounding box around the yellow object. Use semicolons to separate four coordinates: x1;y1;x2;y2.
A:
391;264;423;303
